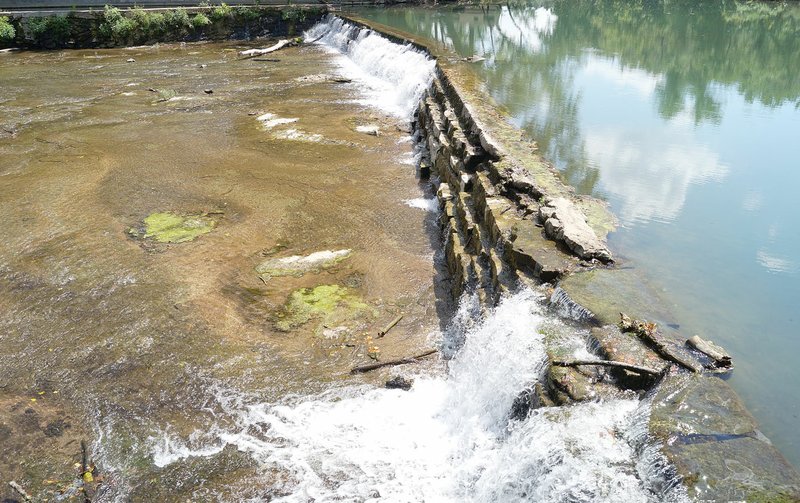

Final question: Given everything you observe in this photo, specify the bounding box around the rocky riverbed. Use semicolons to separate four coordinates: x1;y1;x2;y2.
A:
0;39;444;500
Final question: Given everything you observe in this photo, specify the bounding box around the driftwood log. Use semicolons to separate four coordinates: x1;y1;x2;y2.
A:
620;313;703;373
350;349;437;374
687;335;732;368
551;359;662;377
239;39;295;57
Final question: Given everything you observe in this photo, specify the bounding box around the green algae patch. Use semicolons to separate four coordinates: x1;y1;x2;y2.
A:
275;284;374;332
139;212;216;243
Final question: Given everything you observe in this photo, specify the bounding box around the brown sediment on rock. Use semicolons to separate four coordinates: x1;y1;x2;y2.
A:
341;14;800;499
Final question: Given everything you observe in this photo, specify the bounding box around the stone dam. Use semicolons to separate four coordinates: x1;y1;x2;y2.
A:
0;5;798;501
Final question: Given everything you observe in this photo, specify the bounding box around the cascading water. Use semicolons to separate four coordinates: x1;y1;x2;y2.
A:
303;15;436;119
140;18;689;502
149;290;687;502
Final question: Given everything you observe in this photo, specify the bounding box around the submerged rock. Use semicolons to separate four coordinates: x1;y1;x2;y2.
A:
255;249;351;280
275;284;373;332
650;374;800;501
131;212;216;244
385;376;413;391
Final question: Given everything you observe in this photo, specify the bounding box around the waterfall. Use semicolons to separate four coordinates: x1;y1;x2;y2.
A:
149;289;688;502
303;15;436;119
142;18;689;502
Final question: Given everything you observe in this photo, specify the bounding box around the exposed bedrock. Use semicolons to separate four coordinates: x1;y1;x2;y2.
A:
539;197;612;262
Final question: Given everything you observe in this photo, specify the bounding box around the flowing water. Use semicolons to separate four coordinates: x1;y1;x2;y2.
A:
0;34;444;499
150;290;687;502
1;14;689;502
352;0;800;467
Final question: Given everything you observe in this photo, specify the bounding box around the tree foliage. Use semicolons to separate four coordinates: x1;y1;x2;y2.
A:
0;16;15;45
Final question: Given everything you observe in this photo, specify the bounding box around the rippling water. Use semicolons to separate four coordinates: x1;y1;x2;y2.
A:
353;0;800;467
119;18;686;500
150;290;687;502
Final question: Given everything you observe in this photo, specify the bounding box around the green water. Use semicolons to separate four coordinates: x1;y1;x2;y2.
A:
354;1;800;466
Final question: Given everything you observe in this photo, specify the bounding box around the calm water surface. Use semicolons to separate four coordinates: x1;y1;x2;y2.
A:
355;1;800;466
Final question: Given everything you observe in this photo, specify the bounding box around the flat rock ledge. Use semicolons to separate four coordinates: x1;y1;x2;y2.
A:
341;14;800;501
539;197;612;262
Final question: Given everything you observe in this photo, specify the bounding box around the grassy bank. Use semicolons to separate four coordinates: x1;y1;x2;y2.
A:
0;3;325;49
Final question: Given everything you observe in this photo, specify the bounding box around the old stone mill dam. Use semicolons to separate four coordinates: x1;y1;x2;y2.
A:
1;1;800;501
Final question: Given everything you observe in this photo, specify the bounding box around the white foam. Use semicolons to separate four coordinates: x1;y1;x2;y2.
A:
256;113;300;129
149;290;688;501
274;128;324;142
304;16;436;119
404;197;438;212
355;125;380;135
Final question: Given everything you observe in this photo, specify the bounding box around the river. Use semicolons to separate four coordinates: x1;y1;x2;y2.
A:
0;15;695;501
352;0;800;468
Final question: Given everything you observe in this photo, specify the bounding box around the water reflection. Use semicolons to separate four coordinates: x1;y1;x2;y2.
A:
361;1;800;208
354;0;800;466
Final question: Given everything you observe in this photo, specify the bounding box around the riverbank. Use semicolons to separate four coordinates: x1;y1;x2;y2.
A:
337;13;800;501
0;4;325;49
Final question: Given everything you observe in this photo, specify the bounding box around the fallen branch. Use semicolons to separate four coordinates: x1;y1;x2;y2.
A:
638;330;703;373
350;349;437;374
239;39;295;57
551;359;662;377
620;313;703;373
687;335;732;368
377;314;403;338
9;481;32;502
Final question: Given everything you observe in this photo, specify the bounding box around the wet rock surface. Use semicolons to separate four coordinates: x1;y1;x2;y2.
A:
651;375;800;500
385;376;413;391
591;325;671;377
556;267;676;327
255;249;351;280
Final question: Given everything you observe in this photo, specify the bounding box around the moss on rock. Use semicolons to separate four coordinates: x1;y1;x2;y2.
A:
138;212;216;243
275;284;374;332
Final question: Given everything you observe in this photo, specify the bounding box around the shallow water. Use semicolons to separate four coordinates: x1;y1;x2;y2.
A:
352;0;800;466
0;39;443;499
